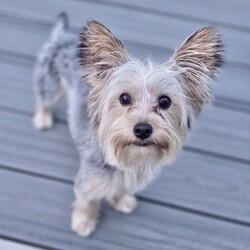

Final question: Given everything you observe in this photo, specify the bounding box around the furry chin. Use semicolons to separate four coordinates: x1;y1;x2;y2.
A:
110;143;171;170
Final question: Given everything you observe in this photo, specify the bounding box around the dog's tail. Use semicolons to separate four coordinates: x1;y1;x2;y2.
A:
50;12;69;42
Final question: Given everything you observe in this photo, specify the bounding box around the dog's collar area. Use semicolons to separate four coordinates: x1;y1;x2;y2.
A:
103;164;116;173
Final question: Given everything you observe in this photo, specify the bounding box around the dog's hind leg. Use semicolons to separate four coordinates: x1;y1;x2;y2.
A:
106;193;137;214
33;67;65;130
33;13;68;130
33;101;54;130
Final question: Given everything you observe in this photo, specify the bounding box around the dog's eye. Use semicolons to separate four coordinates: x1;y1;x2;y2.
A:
158;96;171;109
119;93;132;106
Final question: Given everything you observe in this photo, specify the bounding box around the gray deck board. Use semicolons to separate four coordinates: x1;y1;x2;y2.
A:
1;111;250;223
0;239;43;250
1;168;250;250
0;0;250;66
106;0;250;30
0;0;250;249
187;106;250;161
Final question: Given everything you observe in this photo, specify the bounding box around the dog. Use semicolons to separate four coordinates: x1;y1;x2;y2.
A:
33;12;223;237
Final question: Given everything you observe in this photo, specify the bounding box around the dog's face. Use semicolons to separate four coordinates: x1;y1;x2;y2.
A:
79;21;223;171
93;61;188;170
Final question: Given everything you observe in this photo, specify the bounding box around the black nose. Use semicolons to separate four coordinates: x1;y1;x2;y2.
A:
133;123;153;140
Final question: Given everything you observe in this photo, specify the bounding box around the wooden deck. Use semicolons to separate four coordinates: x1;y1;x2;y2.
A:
0;0;250;249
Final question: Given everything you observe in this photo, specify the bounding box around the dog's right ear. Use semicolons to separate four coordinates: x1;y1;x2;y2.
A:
168;26;224;116
79;20;129;86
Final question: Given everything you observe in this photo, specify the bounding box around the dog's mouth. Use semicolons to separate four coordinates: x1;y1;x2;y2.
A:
132;140;155;147
119;139;168;150
132;140;169;150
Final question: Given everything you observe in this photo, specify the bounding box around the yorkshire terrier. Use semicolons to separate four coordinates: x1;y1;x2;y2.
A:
33;12;223;237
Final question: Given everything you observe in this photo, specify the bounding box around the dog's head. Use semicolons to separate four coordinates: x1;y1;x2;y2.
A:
78;21;223;171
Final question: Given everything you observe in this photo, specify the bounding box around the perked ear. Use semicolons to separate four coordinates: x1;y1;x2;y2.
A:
169;26;224;116
79;20;129;86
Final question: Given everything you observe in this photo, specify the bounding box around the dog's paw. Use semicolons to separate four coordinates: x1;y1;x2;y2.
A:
108;194;137;214
33;109;53;130
71;208;97;237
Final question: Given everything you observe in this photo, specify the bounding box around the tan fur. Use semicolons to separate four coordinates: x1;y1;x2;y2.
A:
79;21;130;131
169;26;224;116
79;20;129;84
91;61;187;173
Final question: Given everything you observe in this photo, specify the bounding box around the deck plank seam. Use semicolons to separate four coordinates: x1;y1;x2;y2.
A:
0;235;59;250
0;12;250;70
71;0;250;33
1;164;250;228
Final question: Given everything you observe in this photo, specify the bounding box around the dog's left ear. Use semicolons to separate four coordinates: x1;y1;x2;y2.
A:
79;20;129;86
168;26;224;116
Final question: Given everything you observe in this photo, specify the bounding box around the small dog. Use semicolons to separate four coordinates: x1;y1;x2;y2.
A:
33;12;223;237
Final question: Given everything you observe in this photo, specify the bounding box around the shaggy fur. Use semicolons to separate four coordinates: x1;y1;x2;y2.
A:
33;13;223;237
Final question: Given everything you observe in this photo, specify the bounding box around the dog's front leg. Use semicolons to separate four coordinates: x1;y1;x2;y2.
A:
71;163;110;237
71;166;106;237
71;197;100;238
106;192;137;214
